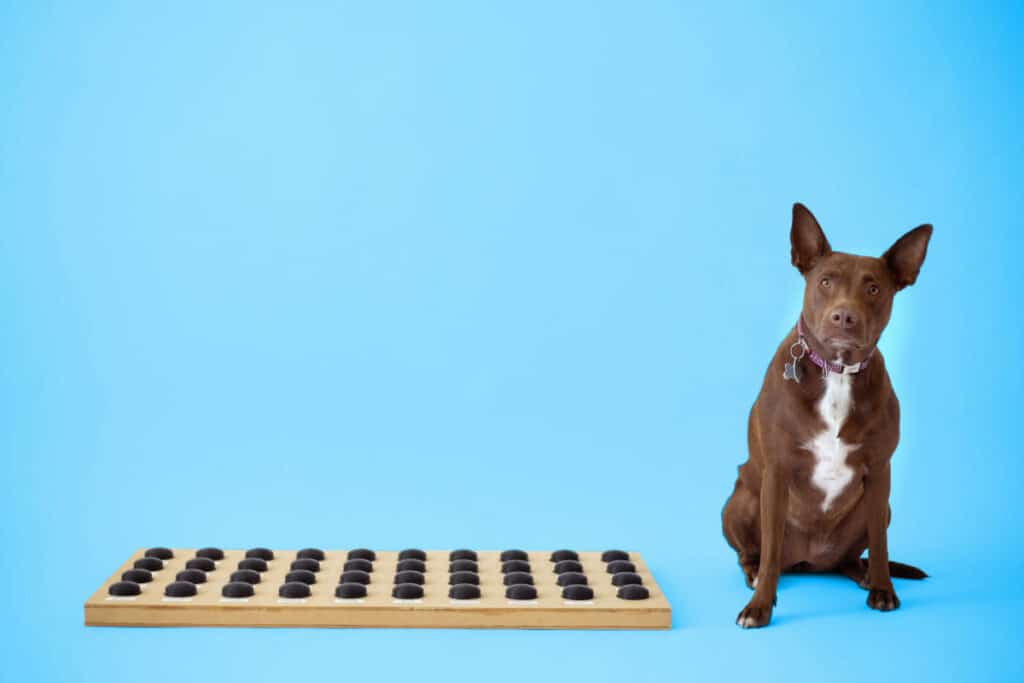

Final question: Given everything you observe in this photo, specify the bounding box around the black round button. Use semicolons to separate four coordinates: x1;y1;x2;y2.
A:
606;560;636;574
501;560;531;574
392;583;424;599
344;559;373;573
285;570;316;585
449;583;481;600
291;558;320;573
230;569;261;584
396;559;426;573
501;549;529;562
448;571;480;585
502;571;534;586
186;558;216;572
347;548;376;561
196;547;224;561
449;549;478;561
279;581;311;599
246;547;274;561
339;570;371;585
238;558;268;572
165;581;197;597
394;570;425;585
222;582;255;598
121;569;153;583
336;582;368;599
176;569;207;584
550;550;579;563
449;559;478;573
297;548;325;561
145;547;173;560
108;581;141;596
134;557;163;572
562;584;594;601
556;572;588;587
398;549;427;561
617;584;650;600
505;584;538;600
602;550;630;562
611;572;643;586
553;560;583;574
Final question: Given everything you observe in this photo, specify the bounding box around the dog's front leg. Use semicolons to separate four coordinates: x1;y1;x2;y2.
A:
865;460;899;611
736;464;787;628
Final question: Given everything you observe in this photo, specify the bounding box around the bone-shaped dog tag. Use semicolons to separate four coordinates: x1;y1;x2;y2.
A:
783;360;801;383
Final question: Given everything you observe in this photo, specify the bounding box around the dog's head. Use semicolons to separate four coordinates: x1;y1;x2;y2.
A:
790;203;932;364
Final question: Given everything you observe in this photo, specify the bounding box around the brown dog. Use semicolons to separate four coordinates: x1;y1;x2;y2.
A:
722;203;931;628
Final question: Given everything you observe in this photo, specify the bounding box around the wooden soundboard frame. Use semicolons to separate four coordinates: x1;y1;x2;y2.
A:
85;548;671;629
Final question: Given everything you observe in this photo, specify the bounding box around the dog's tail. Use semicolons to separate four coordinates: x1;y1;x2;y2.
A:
841;559;927;585
888;560;928;580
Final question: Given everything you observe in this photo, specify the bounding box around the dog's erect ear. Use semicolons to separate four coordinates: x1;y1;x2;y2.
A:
882;224;933;290
790;203;832;275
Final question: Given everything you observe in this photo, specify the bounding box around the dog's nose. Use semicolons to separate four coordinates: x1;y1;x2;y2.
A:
829;308;858;330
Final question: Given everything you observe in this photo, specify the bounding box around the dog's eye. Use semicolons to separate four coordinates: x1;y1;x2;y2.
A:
868;284;880;296
820;278;831;288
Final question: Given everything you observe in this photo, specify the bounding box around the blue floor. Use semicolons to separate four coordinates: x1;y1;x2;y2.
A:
11;551;1020;681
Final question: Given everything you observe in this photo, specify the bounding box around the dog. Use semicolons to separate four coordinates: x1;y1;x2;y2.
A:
722;203;931;628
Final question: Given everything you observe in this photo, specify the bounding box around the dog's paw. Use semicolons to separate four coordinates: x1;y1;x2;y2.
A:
867;587;900;612
736;602;773;629
742;566;759;590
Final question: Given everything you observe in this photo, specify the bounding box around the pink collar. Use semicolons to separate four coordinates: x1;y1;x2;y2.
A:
795;317;874;376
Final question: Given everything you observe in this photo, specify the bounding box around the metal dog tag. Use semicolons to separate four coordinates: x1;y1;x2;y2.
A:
784;340;805;383
783;360;801;383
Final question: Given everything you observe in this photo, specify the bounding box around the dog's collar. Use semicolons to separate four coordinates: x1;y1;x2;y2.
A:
793;317;874;376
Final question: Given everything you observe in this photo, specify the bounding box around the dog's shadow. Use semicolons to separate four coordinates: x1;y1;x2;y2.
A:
764;572;932;627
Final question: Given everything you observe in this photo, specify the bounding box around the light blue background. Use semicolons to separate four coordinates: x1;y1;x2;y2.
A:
2;1;1022;680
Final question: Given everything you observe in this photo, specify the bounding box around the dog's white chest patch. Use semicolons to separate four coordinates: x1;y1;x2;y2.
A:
805;369;858;512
